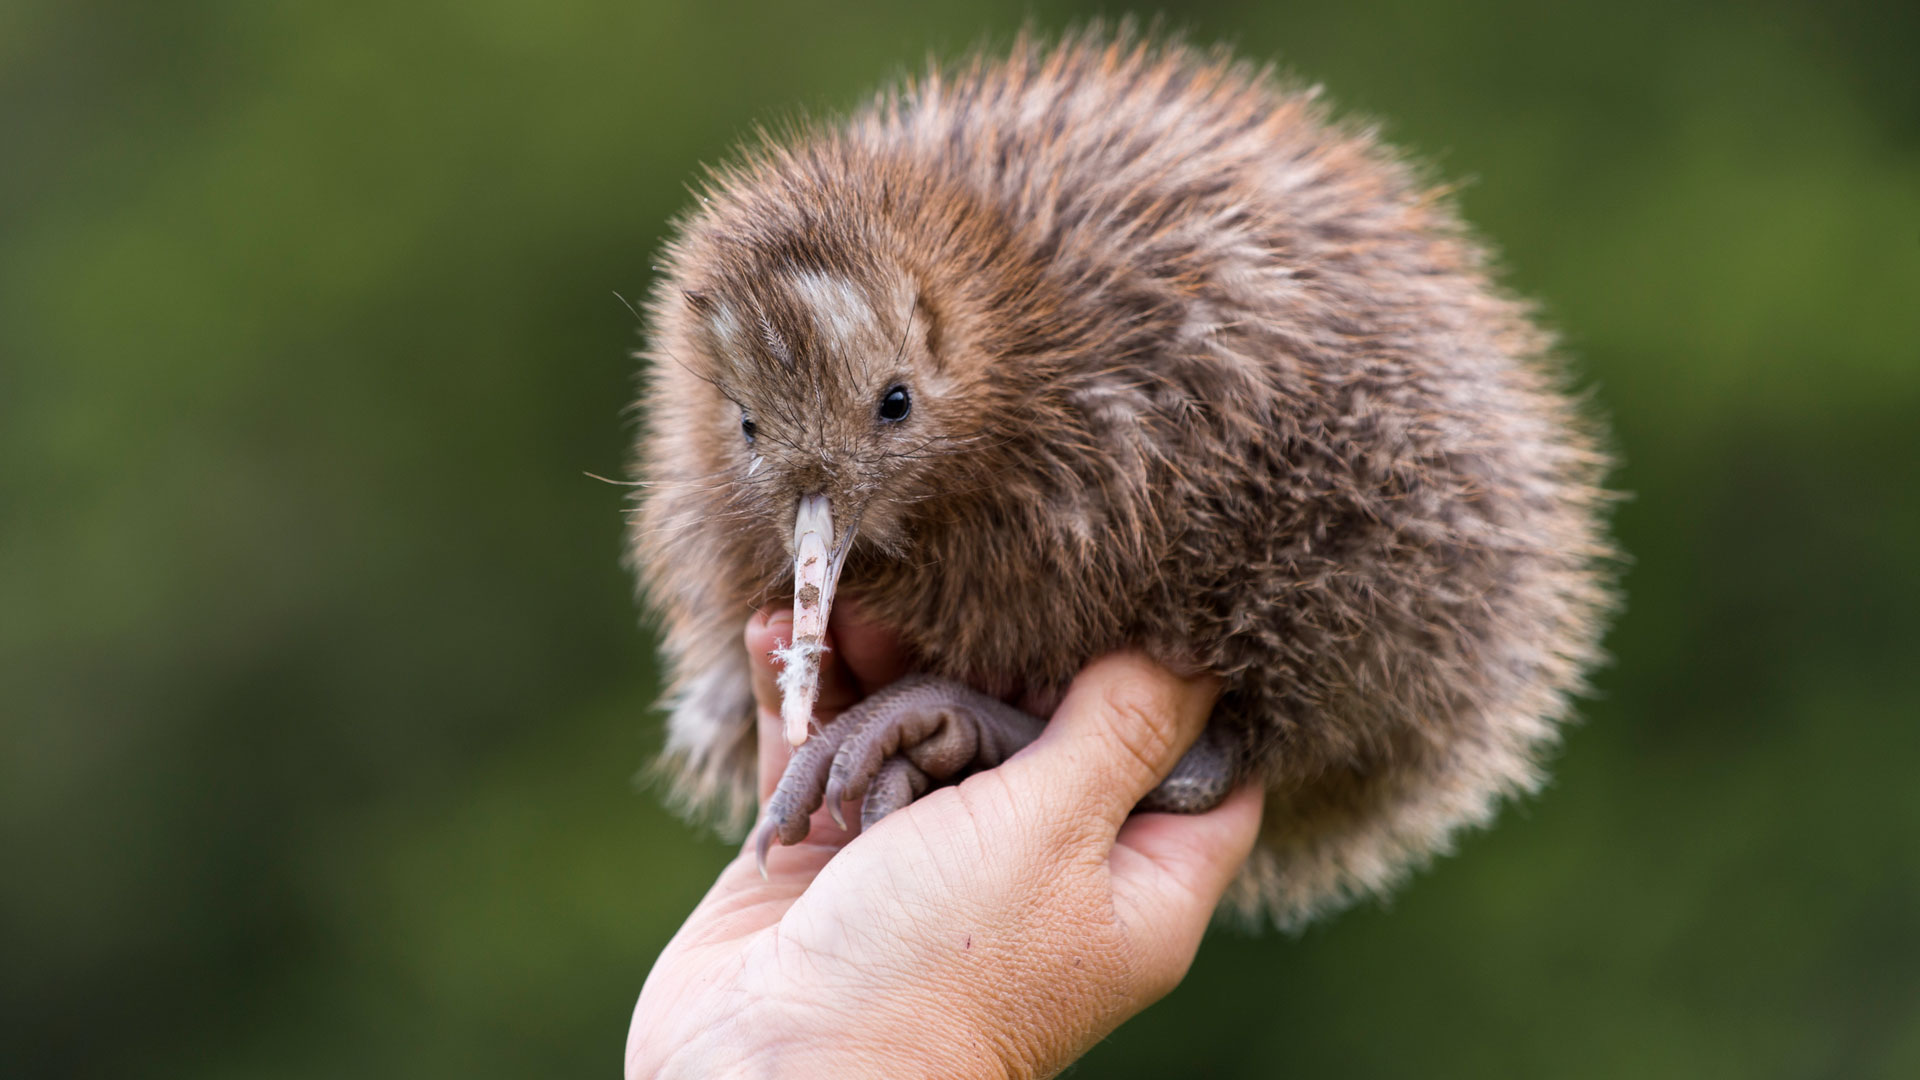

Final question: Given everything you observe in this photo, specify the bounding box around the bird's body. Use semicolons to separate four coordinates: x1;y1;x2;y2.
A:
632;28;1616;928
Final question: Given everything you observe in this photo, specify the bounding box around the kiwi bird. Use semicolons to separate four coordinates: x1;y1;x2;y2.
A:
629;27;1616;928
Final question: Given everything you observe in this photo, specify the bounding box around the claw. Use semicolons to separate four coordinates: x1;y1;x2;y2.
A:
824;778;847;830
753;820;775;879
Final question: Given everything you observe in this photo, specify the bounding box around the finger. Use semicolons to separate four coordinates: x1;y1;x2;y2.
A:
747;609;794;801
747;610;785;722
753;690;789;804
1109;783;1264;996
827;596;912;695
1007;652;1221;829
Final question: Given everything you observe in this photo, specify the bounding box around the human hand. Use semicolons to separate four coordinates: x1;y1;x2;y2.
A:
626;605;1263;1079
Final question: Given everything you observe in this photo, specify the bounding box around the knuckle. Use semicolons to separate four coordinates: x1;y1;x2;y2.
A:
1096;672;1181;783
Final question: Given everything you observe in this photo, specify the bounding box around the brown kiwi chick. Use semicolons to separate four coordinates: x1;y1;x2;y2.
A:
629;25;1617;929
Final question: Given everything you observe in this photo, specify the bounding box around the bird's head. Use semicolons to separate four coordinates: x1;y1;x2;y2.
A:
669;253;989;747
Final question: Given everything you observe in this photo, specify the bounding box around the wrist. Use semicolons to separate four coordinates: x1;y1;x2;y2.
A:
639;990;1018;1080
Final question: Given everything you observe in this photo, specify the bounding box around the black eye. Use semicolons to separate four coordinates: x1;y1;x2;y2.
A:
877;385;911;423
740;413;756;443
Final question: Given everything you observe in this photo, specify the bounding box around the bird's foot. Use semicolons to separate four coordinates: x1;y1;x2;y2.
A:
1136;723;1240;814
754;675;1042;873
751;674;1244;873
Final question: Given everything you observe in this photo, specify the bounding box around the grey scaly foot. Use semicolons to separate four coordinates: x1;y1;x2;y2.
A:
751;676;1244;873
753;676;1043;874
1136;723;1240;813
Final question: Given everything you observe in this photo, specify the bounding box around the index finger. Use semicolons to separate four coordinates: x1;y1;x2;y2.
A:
1002;652;1220;831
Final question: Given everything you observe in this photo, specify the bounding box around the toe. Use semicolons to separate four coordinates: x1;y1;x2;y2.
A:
828;683;978;805
861;756;931;831
760;723;852;849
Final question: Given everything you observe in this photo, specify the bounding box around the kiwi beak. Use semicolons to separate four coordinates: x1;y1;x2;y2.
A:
777;493;850;747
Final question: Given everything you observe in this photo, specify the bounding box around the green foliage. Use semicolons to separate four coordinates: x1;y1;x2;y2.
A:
4;1;1915;1076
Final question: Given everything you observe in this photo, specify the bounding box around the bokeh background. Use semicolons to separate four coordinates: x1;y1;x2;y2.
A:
5;1;1916;1076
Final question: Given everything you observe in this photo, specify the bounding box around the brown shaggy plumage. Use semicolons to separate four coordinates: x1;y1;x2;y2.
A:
628;25;1618;929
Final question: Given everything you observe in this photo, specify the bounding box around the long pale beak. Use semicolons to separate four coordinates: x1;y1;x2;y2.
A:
775;493;851;747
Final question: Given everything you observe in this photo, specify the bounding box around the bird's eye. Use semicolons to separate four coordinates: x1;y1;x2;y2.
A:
740;413;756;443
877;385;911;423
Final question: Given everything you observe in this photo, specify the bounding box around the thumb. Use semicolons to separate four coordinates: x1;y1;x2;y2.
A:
1005;652;1220;832
1108;783;1265;993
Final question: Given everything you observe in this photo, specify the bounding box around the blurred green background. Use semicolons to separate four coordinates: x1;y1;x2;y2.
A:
4;1;1916;1076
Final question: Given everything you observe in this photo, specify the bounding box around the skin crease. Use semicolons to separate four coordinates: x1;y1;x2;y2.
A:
626;602;1263;1080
